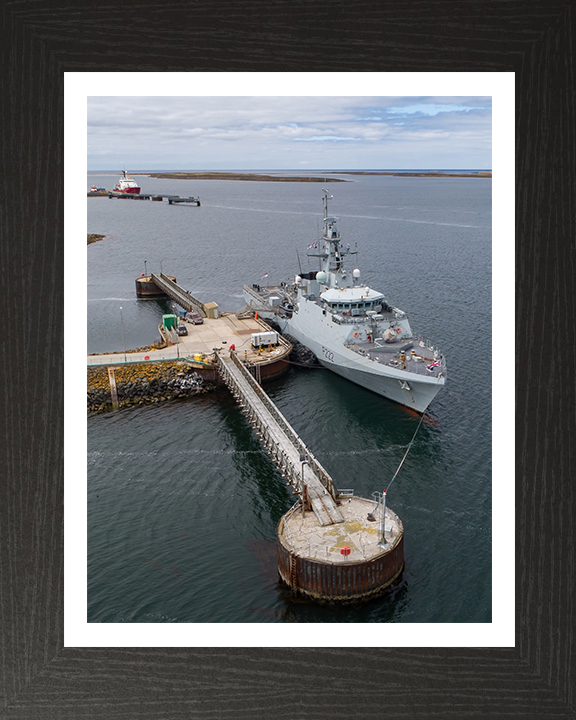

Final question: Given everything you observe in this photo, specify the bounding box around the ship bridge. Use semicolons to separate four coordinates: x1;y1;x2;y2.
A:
215;349;345;527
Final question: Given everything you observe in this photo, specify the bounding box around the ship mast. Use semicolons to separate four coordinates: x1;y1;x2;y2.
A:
307;190;357;285
321;189;342;273
322;188;332;219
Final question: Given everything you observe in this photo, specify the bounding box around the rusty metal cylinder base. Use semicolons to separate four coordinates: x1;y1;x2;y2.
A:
135;275;176;298
277;496;404;602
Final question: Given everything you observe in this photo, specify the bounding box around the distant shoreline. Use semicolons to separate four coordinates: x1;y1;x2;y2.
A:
137;171;491;181
328;170;492;179
142;172;346;182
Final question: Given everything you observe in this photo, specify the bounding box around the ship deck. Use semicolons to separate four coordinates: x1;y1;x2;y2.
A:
244;282;292;308
348;339;445;379
244;284;445;380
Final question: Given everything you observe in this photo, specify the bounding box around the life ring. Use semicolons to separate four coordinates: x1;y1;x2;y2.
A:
353;332;359;338
396;328;402;333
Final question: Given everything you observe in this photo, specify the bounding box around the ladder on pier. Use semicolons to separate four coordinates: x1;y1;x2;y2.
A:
150;273;206;316
216;350;344;527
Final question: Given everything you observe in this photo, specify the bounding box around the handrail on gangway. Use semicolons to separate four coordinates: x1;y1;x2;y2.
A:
150;273;206;316
215;349;344;527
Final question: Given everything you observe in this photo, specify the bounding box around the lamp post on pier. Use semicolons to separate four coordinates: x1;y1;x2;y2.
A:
300;454;309;516
120;306;127;362
378;489;388;547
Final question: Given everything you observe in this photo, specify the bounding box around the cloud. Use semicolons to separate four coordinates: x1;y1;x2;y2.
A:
87;96;492;170
386;103;489;117
295;135;357;142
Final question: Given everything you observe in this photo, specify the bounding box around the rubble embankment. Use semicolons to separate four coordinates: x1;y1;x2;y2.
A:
87;361;215;414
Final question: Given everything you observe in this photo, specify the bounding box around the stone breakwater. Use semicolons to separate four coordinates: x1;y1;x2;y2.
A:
87;361;215;413
88;342;168;356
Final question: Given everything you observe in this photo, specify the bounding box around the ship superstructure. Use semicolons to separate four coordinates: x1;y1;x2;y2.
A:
243;190;446;413
113;170;141;194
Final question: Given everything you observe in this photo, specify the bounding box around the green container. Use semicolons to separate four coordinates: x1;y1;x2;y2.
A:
162;314;178;329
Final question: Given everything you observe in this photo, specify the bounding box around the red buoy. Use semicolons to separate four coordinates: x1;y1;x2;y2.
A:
144;355;150;360
340;546;351;556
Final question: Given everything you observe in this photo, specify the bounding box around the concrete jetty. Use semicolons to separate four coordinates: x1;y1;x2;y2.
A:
87;270;405;600
87;313;291;376
215;347;405;600
88;191;201;205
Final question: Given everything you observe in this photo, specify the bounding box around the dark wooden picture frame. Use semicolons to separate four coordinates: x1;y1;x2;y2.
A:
2;2;574;717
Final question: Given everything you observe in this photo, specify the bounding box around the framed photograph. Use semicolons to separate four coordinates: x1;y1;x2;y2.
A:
73;75;509;645
3;4;572;716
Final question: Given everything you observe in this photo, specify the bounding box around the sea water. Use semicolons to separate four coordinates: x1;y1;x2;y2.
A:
87;172;492;623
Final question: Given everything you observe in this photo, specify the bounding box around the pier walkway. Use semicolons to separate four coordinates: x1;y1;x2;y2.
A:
216;350;344;527
105;192;201;205
150;273;206;316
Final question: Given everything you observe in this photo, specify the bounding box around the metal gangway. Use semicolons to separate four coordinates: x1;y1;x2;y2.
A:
215;350;344;527
150;273;206;316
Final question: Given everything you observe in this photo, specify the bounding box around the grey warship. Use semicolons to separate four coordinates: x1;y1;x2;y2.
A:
244;190;447;413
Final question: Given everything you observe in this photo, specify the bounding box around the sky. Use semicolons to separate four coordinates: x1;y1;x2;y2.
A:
87;95;492;171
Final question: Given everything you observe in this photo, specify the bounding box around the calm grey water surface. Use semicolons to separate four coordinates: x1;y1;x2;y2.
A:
88;173;491;623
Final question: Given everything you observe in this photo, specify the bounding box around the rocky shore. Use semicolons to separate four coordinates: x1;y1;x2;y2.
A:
142;170;490;182
327;170;492;178
87;361;215;414
88;341;168;356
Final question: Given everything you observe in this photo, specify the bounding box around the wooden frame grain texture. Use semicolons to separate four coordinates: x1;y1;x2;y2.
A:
1;1;574;717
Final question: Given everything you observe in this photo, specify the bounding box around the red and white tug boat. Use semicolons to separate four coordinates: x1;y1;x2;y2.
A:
113;170;141;194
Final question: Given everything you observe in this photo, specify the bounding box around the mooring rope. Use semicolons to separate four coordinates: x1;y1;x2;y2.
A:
384;369;444;493
385;410;427;493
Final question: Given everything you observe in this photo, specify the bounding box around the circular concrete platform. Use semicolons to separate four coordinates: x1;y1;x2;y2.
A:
277;496;404;602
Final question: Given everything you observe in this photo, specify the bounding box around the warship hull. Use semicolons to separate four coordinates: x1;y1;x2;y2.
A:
283;315;443;413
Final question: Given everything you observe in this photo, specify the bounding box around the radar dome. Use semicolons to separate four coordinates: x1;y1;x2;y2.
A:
316;271;328;284
353;268;361;279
